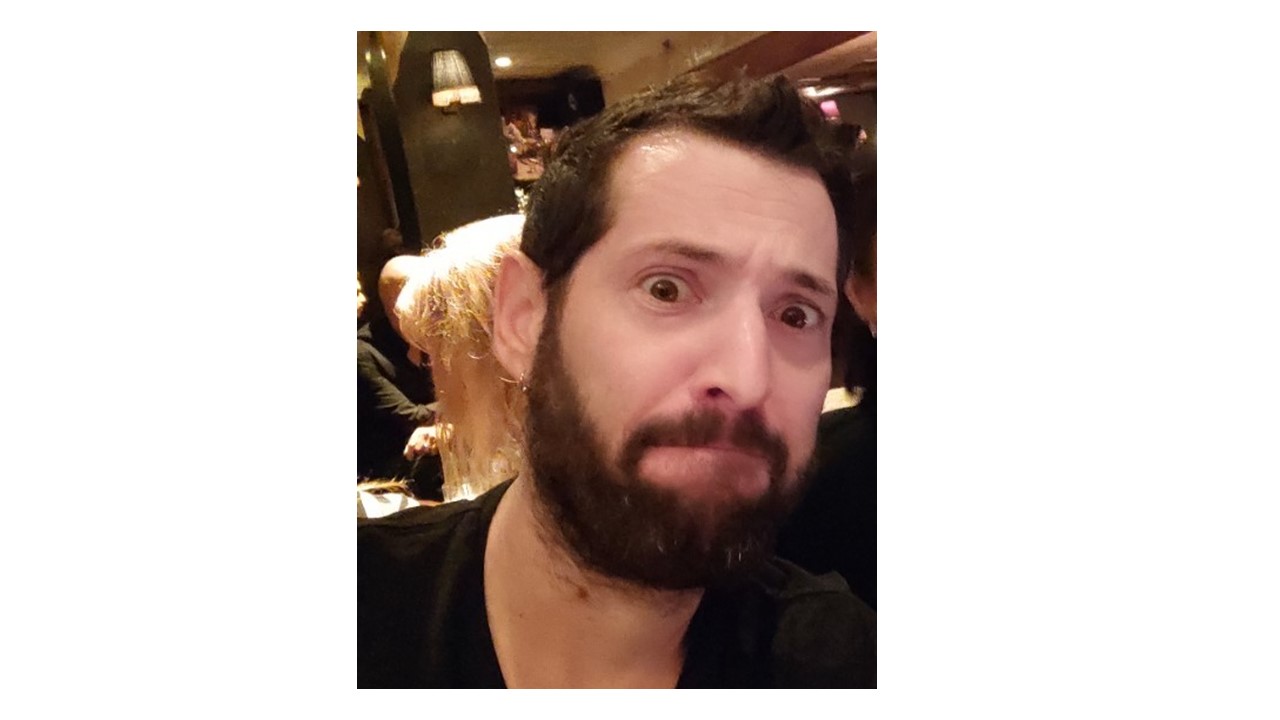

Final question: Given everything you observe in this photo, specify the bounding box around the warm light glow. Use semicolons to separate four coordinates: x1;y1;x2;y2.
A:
432;86;482;108
802;85;850;100
432;49;482;109
494;56;512;68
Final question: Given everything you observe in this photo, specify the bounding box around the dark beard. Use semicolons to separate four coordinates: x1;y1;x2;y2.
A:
523;303;814;591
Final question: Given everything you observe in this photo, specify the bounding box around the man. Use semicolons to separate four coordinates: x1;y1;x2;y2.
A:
358;75;875;688
356;254;443;500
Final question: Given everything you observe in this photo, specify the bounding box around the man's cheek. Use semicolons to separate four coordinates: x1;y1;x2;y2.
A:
788;420;820;467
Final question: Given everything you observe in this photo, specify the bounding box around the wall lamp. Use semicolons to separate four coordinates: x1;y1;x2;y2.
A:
431;49;481;112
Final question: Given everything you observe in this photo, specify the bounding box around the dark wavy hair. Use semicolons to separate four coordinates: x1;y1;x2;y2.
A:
835;160;876;394
520;73;860;293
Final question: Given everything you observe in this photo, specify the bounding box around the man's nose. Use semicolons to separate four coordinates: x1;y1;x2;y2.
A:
695;301;772;410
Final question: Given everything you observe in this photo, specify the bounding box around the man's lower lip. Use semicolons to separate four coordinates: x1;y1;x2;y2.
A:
652;445;765;461
638;446;773;496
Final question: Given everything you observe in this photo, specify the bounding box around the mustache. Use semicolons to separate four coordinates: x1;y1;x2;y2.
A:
620;408;789;480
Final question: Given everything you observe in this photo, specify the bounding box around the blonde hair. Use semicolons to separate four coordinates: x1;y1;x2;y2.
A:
395;215;527;501
356;478;411;494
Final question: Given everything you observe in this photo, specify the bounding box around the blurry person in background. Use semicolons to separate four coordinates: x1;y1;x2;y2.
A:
854;124;869;149
505;107;548;183
359;74;875;688
356;253;444;501
357;272;368;321
835;123;871;153
396;214;528;503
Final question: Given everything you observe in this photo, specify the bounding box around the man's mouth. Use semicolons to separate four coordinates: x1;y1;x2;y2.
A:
671;442;768;462
637;443;772;491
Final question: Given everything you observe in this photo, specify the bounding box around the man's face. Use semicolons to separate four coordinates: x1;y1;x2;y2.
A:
524;131;839;589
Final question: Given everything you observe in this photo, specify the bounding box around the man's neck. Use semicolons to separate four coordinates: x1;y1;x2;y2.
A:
483;477;703;688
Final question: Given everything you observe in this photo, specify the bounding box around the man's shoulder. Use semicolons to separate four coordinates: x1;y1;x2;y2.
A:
756;557;876;687
706;557;876;688
358;482;508;570
752;556;875;640
358;492;492;563
357;485;509;688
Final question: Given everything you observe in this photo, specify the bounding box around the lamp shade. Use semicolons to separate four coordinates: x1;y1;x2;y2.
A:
431;49;481;107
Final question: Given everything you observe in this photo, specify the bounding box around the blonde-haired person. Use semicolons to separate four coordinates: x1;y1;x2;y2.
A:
395;214;527;502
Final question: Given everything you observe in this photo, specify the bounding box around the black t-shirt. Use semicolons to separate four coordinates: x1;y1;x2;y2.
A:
357;481;876;688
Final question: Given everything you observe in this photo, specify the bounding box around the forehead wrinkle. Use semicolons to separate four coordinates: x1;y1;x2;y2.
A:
611;157;834;255
635;238;726;265
602;131;838;292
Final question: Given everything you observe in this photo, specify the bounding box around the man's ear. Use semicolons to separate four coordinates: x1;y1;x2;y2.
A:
491;250;547;382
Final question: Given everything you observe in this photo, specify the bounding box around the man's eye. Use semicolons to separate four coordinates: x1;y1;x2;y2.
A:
779;304;821;329
642;275;687;303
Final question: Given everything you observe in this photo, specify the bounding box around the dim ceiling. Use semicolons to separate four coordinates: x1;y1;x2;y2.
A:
359;31;876;94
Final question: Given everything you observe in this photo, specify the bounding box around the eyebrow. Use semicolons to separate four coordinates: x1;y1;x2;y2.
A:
788;269;838;299
644;239;838;299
